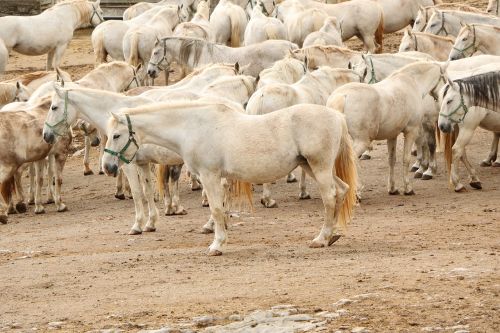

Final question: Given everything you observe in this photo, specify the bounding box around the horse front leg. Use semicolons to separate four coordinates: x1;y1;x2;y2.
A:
122;164;147;235
12;169;27;214
98;135;105;175
0;167;16;224
45;157;55;204
28;163;35;205
450;127;476;192
33;161;45;214
50;43;69;70
480;133;499;167
422;125;437;180
114;169;126;200
200;173;227;256
298;167;311;199
167;165;187;215
46;49;55;71
137;163;160;232
461;150;481;190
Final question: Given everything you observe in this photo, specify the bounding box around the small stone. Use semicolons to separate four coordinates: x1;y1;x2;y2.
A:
333;299;354;307
228;314;241;321
48;321;64;329
454;331;469;333
351;327;369;333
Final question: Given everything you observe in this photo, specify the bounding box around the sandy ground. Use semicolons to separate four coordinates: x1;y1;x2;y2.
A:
0;0;499;332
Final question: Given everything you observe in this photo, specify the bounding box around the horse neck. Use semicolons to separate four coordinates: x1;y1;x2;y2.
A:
394;63;441;96
475;26;496;51
251;6;265;19
56;2;91;30
371;55;416;80
71;90;150;132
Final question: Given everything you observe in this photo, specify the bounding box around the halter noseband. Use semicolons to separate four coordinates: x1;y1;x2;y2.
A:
125;66;141;90
89;4;104;27
45;91;71;137
439;89;469;124
413;34;419;51
452;25;477;58
103;114;139;164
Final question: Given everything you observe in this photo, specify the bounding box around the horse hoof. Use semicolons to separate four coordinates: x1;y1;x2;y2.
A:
57;205;68;212
404;190;415;196
8;207;17;215
480;161;492;167
207;249;223;256
201;227;214;234
98;171;105;175
299;193;311;200
115;194;126;200
83;170;94;176
309;240;325;248
411;150;417;156
328;235;342;246
421;174;433;180
202;201;209;207
360;154;371;160
389;189;400;195
191;185;202;191
492;162;500;167
454;184;466;193
34;209;45;215
144;226;156;232
15;202;27;213
176;209;188;215
410;166;419;172
0;215;7;224
260;198;277;208
28;200;34;205
414;172;423;179
128;229;142;235
286;176;297;183
470;181;482;190
45;199;55;205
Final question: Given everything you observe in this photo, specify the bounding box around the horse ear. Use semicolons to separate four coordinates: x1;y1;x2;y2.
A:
255;74;260;86
135;63;143;72
16;81;21;90
361;53;367;60
53;82;64;97
155;37;160;46
304;56;309;70
109;112;122;123
441;60;450;73
348;62;352;70
406;27;412;36
55;67;65;87
235;62;240;73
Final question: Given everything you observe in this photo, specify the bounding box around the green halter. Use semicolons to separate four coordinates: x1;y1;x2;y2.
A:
452;25;477;58
439;90;469;124
367;56;378;84
45;91;70;137
103;114;139;164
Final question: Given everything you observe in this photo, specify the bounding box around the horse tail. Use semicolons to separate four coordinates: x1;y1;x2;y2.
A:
0;175;15;208
230;180;254;212
335;116;358;229
157;164;166;199
229;9;244;47
126;32;141;67
375;10;384;53
91;28;108;65
443;127;458;177
328;93;346;114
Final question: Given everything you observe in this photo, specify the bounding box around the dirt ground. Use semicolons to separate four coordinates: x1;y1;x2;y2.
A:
0;0;499;332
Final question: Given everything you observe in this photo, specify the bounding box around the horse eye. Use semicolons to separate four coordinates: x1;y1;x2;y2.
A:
462;37;467;41
415;20;420;24
431;23;436;28
446;100;452;105
51;105;58;111
113;134;121;140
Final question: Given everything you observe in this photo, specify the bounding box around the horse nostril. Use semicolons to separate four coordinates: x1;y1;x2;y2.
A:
43;132;54;144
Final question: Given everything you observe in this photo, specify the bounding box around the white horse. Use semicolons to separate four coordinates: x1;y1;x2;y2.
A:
247;67;361;207
375;0;437;34
92;5;172;64
173;0;213;41
210;0;248;47
303;17;343;48
123;0;177;20
0;39;7;74
412;3;485;32
147;37;298;78
244;1;287;46
257;56;306;88
123;6;181;77
102;101;358;255
449;24;500;60
327;61;446;195
424;9;500;37
286;0;384;53
0;0;104;70
399;29;454;61
438;68;500;192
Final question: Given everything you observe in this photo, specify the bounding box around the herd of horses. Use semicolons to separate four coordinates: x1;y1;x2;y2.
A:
0;0;498;256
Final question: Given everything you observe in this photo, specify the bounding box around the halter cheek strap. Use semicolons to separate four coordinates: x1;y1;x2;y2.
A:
452;25;477;58
45;91;71;137
436;11;449;36
367;56;378;84
149;39;170;72
439;91;469;124
125;67;140;91
103;114;139;164
89;4;104;27
413;34;419;51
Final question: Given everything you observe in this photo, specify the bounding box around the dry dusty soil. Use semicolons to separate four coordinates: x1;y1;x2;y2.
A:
0;0;498;332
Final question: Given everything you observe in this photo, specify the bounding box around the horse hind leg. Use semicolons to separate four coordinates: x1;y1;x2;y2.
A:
52;154;68;212
298;167;311;200
46;49;55;71
387;138;399;195
200;173;227;256
33;161;45;214
422;127;437;180
260;183;277;208
481;133;499;167
50;43;69;70
169;165;187;215
12;169;27;213
83;136;94;175
45;157;55;204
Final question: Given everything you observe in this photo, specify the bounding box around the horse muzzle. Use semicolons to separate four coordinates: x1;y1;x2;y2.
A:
43;131;56;145
438;123;452;133
147;68;159;79
103;163;119;177
90;137;101;147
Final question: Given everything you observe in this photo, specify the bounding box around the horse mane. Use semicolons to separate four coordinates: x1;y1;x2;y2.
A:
163;37;216;67
413;31;454;43
427;4;486;14
85;61;131;79
303;45;358;57
48;0;92;24
4;71;52;86
453;71;500;110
